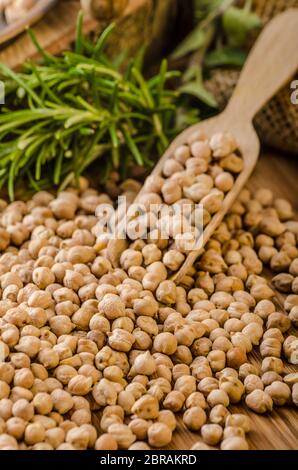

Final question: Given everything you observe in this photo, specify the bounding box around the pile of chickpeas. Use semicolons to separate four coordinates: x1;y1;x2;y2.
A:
114;131;243;280
0;130;297;451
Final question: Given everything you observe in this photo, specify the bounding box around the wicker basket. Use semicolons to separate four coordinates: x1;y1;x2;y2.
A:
206;0;298;154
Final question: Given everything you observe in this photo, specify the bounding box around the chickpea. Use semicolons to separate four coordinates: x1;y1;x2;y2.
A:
221;437;249;450
163;391;185;412
133;297;158;317
274;198;294;220
108;423;136;449
207;389;229;407
264;381;291;406
5;417;25;440
207;350;226;372
242;323;263;345
0;363;14;384
132;330;152;351
102;406;124;423
173;375;196;398
216;368;238;380
131;351;156;376
95;433;118;450
128;266;146;282
38;348;59;369
71;409;91;426
129;441;150;450
68;375;93;396
183;406;206;431
185;392;207;410
163;250;185;271
120;249;143;271
219;376;244;403
215;172;234;192
171;364;189;381
191;442;211;450
10;387;33;404
244;374;264;394
272;273;294;293
15;336;41;357
131;394;159;420
100;413;122;433
108;328;135;352
28;290;52;309
12;399;34;421
263;328;284;343
292;383;298;406
25;422;45;445
162;181;182;204
0;433;18;450
51;389;74;414
267;312;291;333
210;132;237;157
261;357;284;374
33;393;53;415
224;426;246;440
127;418;149;440
225;414;250;433
57;443;75;450
44;427;65;449
98;294;126;320
153;332;177;355
116;390;134;415
11;352;31;369
283;336;298;363
92;379;118;407
156;280;177;305
198;377;219;396
32;267;55;289
201;424;223;446
65;426;90;450
245;390;273;413
283;372;298;386
148;422;172;448
260;338;282;358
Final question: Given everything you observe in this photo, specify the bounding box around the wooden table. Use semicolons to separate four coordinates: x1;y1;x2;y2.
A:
0;0;179;70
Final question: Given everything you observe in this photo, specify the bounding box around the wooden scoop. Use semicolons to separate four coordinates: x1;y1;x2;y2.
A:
133;8;298;284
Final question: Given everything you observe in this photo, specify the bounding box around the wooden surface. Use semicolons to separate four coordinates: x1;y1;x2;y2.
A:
0;0;178;70
0;1;98;69
0;0;57;45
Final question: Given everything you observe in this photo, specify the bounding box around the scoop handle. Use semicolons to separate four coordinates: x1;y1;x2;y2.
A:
226;8;298;121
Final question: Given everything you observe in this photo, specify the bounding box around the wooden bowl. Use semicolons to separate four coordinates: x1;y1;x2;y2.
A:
0;0;57;45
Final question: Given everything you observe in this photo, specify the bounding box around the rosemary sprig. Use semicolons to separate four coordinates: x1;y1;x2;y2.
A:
0;14;183;200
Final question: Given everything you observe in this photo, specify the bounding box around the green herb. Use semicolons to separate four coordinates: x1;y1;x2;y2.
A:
171;28;207;60
179;79;218;108
172;0;261;107
223;2;261;47
205;47;247;68
0;17;183;200
179;62;218;108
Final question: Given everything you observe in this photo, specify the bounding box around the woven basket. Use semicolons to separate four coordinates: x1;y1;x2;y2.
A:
206;0;298;154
